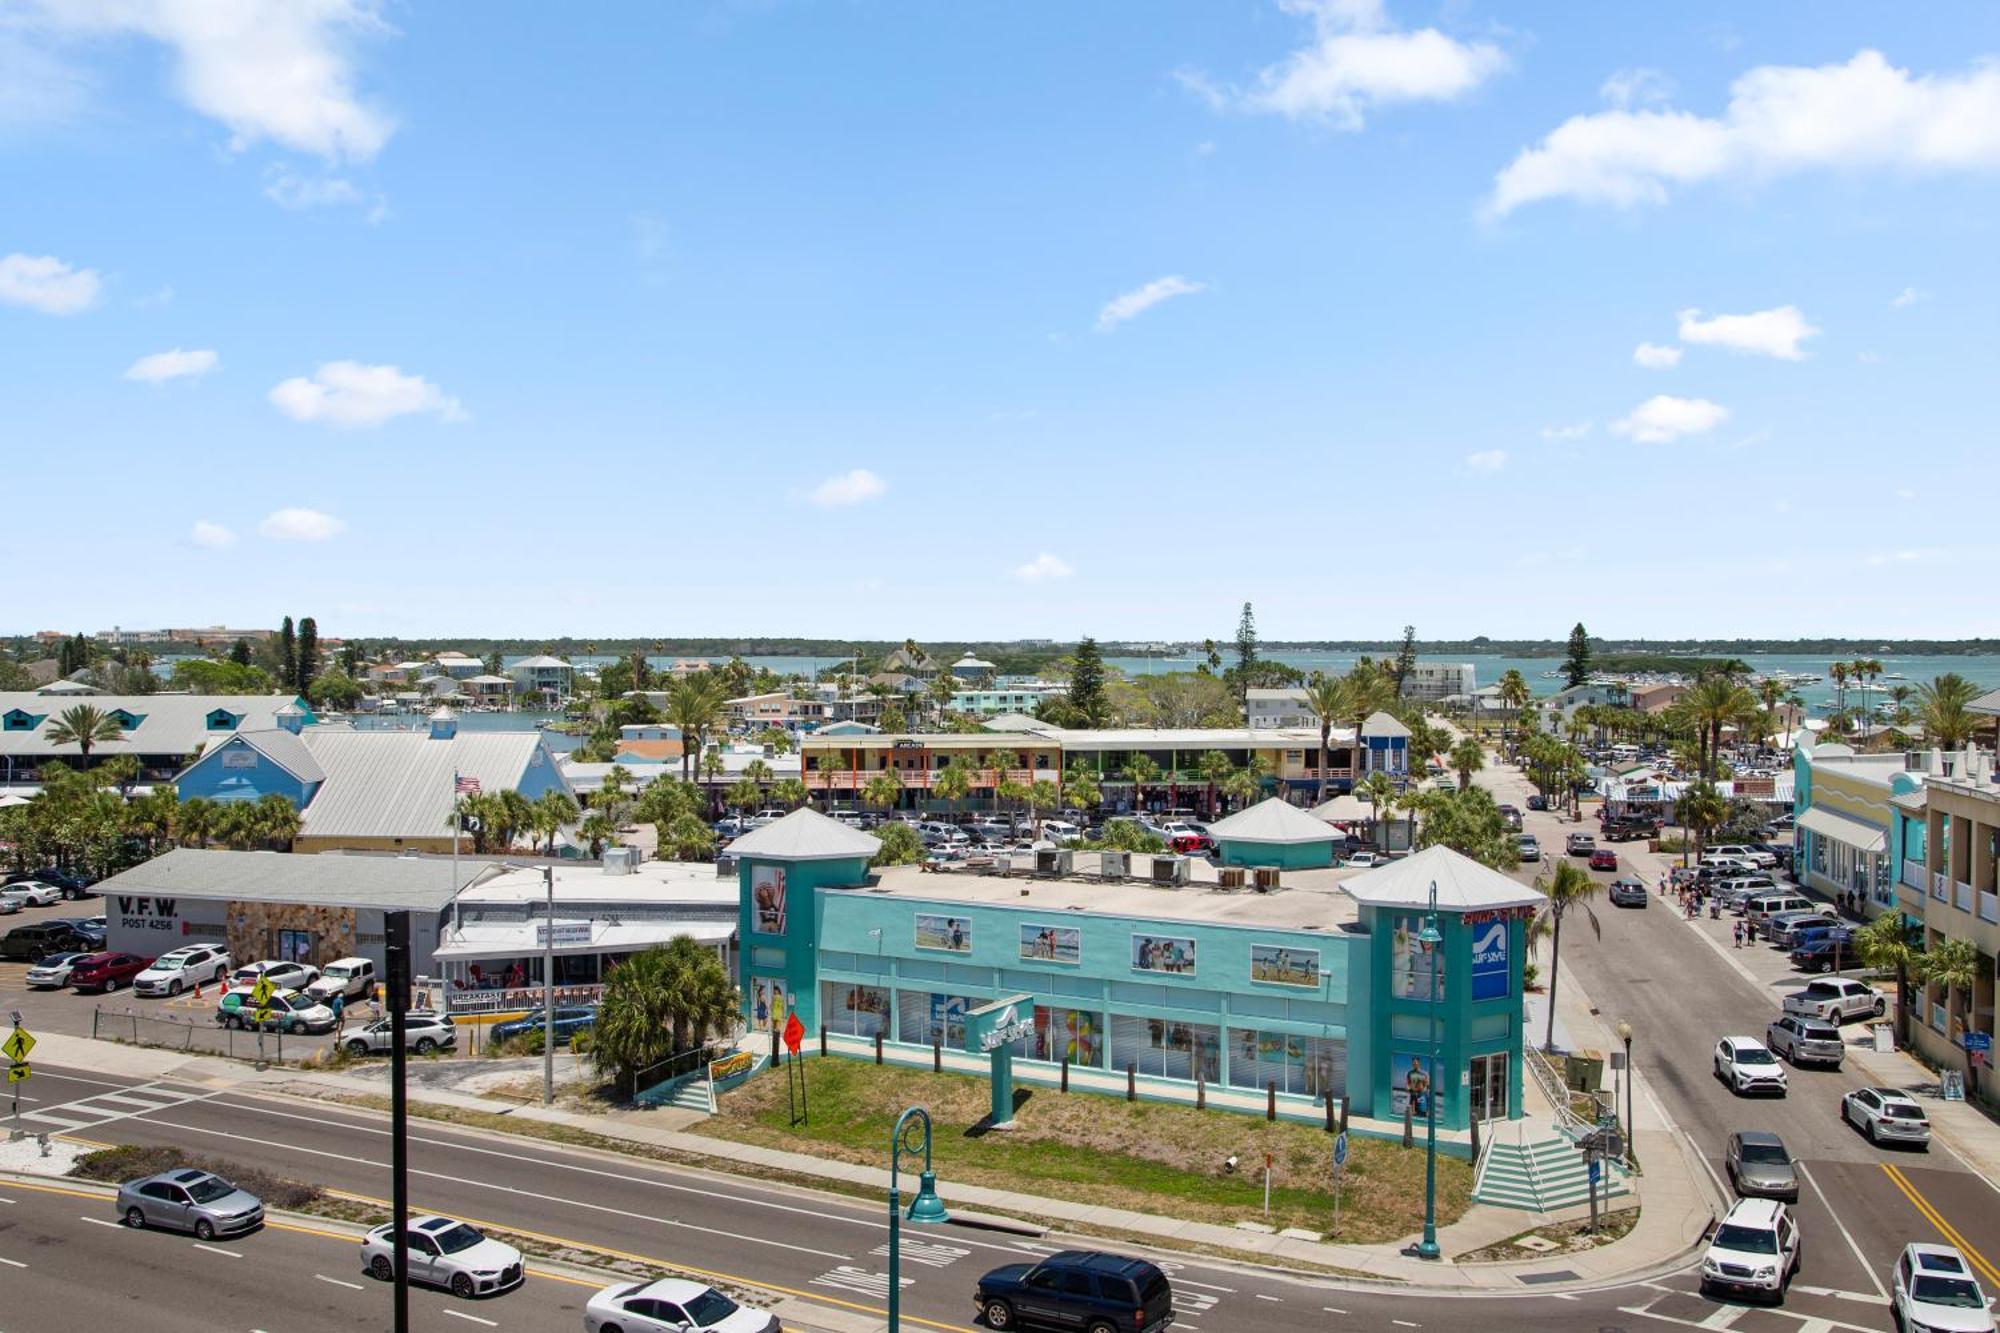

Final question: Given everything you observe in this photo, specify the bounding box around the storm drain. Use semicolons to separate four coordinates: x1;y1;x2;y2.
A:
1517;1269;1581;1284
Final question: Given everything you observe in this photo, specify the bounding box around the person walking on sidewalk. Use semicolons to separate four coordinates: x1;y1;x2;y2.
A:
1733;920;1745;948
331;992;346;1035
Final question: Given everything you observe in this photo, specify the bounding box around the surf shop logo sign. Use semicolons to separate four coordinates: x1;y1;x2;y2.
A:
978;1003;1034;1052
1470;920;1509;1001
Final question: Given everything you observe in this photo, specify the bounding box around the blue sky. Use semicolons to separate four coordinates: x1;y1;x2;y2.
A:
5;1;1997;643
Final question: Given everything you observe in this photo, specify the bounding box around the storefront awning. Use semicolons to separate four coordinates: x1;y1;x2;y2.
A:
436;919;734;961
1798;805;1886;854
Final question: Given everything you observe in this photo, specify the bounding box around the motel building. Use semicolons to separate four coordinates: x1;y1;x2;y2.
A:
725;808;1536;1149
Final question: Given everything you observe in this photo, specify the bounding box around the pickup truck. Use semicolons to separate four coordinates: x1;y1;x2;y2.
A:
1781;977;1886;1024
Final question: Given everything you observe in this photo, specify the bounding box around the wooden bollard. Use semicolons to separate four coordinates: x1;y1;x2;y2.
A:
874;1030;884;1065
1127;1062;1136;1102
1267;1081;1277;1122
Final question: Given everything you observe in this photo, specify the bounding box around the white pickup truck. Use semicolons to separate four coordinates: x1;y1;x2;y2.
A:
1781;977;1887;1024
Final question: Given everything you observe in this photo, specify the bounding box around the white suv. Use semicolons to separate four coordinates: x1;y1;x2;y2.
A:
1711;844;1779;869
1890;1243;1994;1333
1842;1086;1933;1148
1782;978;1886;1024
1715;1036;1789;1096
1701;1198;1800;1303
133;944;233;997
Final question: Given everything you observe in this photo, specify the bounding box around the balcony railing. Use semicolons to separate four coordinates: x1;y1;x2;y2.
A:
1982;890;1999;925
1932;871;1950;902
1902;858;1928;890
1955;880;1974;912
803;767;1038;790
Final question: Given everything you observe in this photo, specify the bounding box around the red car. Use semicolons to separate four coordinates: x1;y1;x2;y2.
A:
1589;848;1619;872
1170;831;1216;855
69;951;152;994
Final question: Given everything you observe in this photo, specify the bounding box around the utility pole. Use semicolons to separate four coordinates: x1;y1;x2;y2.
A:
386;911;412;1333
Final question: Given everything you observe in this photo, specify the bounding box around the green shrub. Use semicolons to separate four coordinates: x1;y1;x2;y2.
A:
72;1145;323;1211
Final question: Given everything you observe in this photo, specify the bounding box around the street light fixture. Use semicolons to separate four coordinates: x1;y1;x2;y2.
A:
1616;1019;1635;1167
887;1106;948;1332
1415;881;1444;1262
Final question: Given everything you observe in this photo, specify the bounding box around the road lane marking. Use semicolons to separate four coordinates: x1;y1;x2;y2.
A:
1696;1306;1746;1329
1391;1320;1420;1328
316;1274;364;1290
1254;1293;1281;1302
194;1242;244;1258
1881;1163;2000;1288
1682;1131;1730;1200
0;1195;14;1204
1322;1308;1347;1316
1797;1160;1885;1299
1163;1277;1235;1293
0;1256;24;1268
441;1312;497;1327
80;1216;123;1228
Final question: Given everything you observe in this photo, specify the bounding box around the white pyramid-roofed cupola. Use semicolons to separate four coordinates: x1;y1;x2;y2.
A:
1338;844;1544;913
1206;796;1339;845
726;807;881;861
428;705;459;740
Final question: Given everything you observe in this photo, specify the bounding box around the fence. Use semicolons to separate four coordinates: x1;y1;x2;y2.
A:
93;1005;306;1064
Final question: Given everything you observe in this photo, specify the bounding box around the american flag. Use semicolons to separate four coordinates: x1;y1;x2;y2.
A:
454;773;482;795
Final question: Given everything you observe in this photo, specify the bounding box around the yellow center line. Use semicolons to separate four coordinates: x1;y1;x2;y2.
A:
326;1186;980;1333
1880;1163;2000;1288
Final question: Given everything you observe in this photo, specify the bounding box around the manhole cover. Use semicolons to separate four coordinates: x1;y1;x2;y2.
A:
1518;1269;1580;1284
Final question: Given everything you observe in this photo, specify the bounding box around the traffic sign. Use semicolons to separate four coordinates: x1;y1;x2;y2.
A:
253;1006;272;1026
1587;1159;1601;1186
6;1063;27;1083
1962;1031;1992;1054
1333;1132;1349;1170
1;1026;33;1063
250;977;276;1005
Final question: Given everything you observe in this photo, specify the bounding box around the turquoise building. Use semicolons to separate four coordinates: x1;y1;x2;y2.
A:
728;812;1536;1148
1206;796;1340;869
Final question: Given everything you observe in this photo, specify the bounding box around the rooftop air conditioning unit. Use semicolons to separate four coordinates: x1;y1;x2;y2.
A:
1151;855;1189;887
1035;848;1073;877
1253;866;1281;893
1099;850;1130;882
1217;866;1247;891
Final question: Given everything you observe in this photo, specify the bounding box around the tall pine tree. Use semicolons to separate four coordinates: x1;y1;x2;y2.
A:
1394;625;1418;691
230;637;255;667
1235;602;1258;672
278;617;297;692
1562;622;1592;689
295;617;320;693
1068;637;1106;727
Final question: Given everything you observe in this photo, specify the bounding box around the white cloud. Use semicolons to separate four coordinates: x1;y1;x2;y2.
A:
257;507;345;541
1864;547;1946;567
1611;395;1729;444
1632;341;1682;369
27;0;395;162
1895;488;1917;501
189;519;235;548
125;347;218;383
0;251;101;314
1540;420;1592;441
1600;67;1675;109
262;165;385;220
268;361;465;427
806;468;887;508
1677;305;1819;360
1096;275;1205;332
1013;552;1074;582
1487;50;2000;216
1194;0;1505;130
1464;449;1507;473
1891;286;1926;307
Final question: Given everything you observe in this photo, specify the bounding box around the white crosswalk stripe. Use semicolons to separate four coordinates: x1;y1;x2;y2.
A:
23;1081;218;1133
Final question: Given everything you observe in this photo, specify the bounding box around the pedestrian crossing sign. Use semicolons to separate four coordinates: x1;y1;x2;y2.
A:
250;977;276;1005
6;1062;27;1082
1;1027;32;1062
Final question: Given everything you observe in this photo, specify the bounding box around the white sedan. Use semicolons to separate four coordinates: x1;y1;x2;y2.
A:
361;1216;523;1298
1342;852;1384;869
0;881;62;908
584;1278;780;1333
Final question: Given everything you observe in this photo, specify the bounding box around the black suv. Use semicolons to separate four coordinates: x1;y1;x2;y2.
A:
1;920;91;962
976;1250;1174;1333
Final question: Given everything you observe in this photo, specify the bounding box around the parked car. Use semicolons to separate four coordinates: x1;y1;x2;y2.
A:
1602;817;1660;842
1788;936;1856;973
133;944;233;998
0;881;62;908
1607;878;1649;908
0;895;17;916
1717;876;1779;906
968;819;1012;840
361;1215;524;1298
1342;851;1383;869
584;1277;780;1333
1890;1243;1995;1333
231;959;321;991
1526;794;1548;811
1700;1198;1800;1303
0;920;90;962
1841;1086;1931;1148
1725;1131;1799;1202
1766;1014;1846;1068
1711;844;1779;870
344;1013;457;1057
1497;804;1522;831
1517;835;1541;863
1589;848;1619;871
70;951;152;993
975;1250;1176;1333
305;956;377;1003
6;867;93;898
117;1168;264;1240
22;951;92;989
1039;819;1082;844
1744;892;1815;927
489;1005;597;1047
216;986;336;1034
1169;830;1217;855
1782;977;1886;1024
1764;911;1839;948
1714;1036;1789;1096
60;916;108;948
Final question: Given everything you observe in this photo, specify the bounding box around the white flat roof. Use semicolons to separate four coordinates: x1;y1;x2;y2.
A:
437;918;734;960
461;859;738;907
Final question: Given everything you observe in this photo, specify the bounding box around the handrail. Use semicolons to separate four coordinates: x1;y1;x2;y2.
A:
1527;1047;1591;1138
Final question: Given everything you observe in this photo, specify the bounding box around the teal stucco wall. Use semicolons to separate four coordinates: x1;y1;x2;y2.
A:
737;854;873;1038
1217;837;1336;870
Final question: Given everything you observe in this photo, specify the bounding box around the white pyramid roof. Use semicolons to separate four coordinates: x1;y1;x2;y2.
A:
1207;796;1337;846
726;807;882;861
1339;845;1543;913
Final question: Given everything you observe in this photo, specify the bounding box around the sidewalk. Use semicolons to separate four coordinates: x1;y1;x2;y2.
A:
1844;1035;2000;1181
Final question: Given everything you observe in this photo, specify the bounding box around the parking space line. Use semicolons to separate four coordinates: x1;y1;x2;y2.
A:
441;1312;497;1327
0;1256;24;1268
316;1273;364;1291
194;1243;244;1259
79;1216;122;1228
1881;1163;2000;1288
1796;1161;1886;1299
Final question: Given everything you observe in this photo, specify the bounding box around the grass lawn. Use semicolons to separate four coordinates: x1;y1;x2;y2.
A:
693;1057;1471;1243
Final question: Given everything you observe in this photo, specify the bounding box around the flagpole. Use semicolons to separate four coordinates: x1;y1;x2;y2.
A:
451;770;462;939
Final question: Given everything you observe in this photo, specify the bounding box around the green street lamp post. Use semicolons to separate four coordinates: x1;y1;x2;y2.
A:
1415;880;1443;1262
887;1106;949;1333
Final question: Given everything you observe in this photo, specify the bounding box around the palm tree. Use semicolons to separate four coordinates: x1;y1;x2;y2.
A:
862;771;903;816
253;792;301;849
1195;749;1233;818
665;676;727;786
1496;669;1531;754
1854;912;1924;1049
1828;661;1849;721
660;813;717;861
1918;673;1981;749
1676;780;1727;866
932;757;975;818
1220;764;1261;811
590;938;738;1096
756;726;794;756
179;796;221;849
1358;771;1395;848
1448;736;1485;790
1922;936;1981;1080
772;776;809;809
125;786;180;854
99;753;141;797
928;670;959;728
529;790;580;856
984;749;1020;818
1060;761;1100;822
1122;754;1163;816
1533;861;1603;1052
699;746;726;815
1304;671;1345;799
45;705;125;763
577;810;618;857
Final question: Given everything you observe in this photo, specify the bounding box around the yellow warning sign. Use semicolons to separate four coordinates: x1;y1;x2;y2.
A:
1;1027;32;1063
6;1062;28;1083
